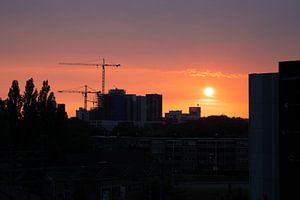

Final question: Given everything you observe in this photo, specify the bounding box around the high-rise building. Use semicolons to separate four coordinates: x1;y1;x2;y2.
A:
125;94;137;121
136;96;146;122
102;89;127;120
77;89;163;129
249;73;279;200
249;60;300;200
146;94;162;121
278;61;300;200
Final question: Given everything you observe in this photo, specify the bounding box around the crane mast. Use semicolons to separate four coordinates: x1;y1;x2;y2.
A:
58;85;100;110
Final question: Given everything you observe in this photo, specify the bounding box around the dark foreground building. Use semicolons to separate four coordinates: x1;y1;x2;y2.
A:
249;60;300;200
0;151;162;200
278;61;300;200
93;136;248;173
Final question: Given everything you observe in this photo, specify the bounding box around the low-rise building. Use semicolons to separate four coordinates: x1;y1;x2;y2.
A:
165;106;201;123
92;136;248;173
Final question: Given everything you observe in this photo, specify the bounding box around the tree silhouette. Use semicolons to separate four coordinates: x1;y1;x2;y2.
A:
38;80;50;121
7;80;22;122
0;98;9;146
23;78;38;120
22;78;39;148
0;98;4;110
47;92;57;117
37;80;57;138
6;80;22;146
0;98;5;118
0;78;64;149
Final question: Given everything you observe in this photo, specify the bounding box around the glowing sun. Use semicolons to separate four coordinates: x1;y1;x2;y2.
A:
204;87;215;97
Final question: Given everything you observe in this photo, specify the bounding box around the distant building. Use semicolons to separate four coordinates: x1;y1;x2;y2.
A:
136;96;147;122
76;89;163;129
165;106;201;123
165;110;182;123
76;107;89;121
249;60;300;200
57;103;65;112
57;103;68;119
102;89;127;120
146;94;162;121
189;107;201;118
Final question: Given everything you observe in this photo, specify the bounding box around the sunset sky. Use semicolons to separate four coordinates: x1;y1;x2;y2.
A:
1;0;300;118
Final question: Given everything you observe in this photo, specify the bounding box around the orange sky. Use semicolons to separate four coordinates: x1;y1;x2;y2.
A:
1;0;300;118
0;63;248;118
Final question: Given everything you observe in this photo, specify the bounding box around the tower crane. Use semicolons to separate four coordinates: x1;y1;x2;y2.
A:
58;85;100;110
59;58;121;94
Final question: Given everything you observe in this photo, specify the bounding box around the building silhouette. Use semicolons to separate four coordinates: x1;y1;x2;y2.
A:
92;136;248;173
102;89;127;120
249;73;279;200
249;60;300;200
76;89;162;129
278;61;300;200
136;96;147;122
146;94;163;121
189;107;201;118
165;106;201;123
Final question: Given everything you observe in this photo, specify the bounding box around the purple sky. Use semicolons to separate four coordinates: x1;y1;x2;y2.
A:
1;0;300;117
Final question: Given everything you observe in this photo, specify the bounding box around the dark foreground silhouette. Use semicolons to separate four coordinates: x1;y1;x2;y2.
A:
0;78;248;200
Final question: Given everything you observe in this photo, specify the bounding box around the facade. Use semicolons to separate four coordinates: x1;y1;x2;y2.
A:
249;73;279;200
125;94;137;121
278;61;300;200
102;89;127;121
76;107;89;121
136;96;146;122
165;110;182;123
249;60;300;200
92;136;248;173
146;94;162;121
57;103;68;119
165;106;201;123
189;107;201;118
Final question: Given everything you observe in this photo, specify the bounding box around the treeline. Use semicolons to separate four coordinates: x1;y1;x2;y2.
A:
0;78;90;152
164;115;248;137
111;115;248;137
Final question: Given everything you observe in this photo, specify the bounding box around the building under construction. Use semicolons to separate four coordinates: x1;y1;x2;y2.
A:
60;58;162;129
76;89;163;129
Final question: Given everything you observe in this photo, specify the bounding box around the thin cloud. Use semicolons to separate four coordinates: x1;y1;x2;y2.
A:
186;69;247;79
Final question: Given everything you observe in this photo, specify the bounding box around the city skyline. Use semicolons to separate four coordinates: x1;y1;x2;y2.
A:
2;0;300;117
